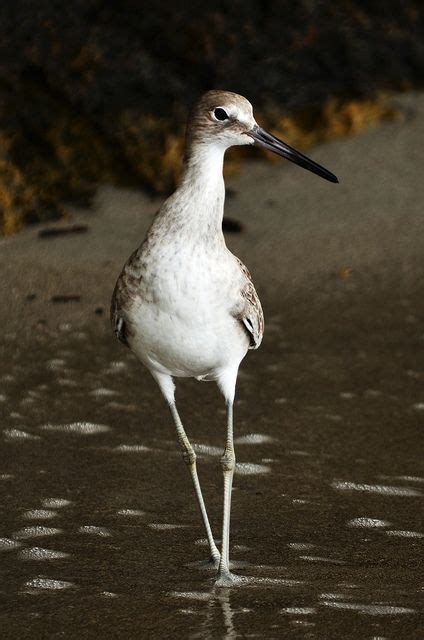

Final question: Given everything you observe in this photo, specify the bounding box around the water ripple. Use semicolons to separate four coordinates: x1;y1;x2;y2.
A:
41;422;111;435
24;577;75;591
331;481;422;497
321;601;415;615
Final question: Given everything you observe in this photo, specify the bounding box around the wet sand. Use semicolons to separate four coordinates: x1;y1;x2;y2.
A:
0;93;423;638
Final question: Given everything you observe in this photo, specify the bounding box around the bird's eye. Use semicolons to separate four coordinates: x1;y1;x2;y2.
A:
213;107;229;121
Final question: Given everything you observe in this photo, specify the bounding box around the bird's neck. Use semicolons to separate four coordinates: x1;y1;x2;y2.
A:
182;142;225;187
170;143;226;237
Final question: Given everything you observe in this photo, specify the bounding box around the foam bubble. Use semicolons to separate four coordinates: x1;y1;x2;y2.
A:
194;538;209;547
14;526;62;539
22;509;58;520
78;526;111;537
4;428;41;441
24;576;75;590
288;543;315;550
321;601;415;615
331;481;422;497
300;556;344;565
170;591;211;601
0;537;22;551
348;518;391;528
42;422;110;435
395;476;424;483
244;576;303;587
234;434;275;444
114;444;150;452
18;547;69;560
116;509;145;517
193;443;222;456
42;498;72;508
149;523;189;530
386;530;424;538
281;607;316;615
235;463;271;475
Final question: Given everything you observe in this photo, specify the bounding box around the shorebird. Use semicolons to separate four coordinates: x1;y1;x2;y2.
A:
111;90;338;586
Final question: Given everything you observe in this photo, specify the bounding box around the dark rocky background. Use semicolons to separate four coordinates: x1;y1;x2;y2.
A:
1;1;423;233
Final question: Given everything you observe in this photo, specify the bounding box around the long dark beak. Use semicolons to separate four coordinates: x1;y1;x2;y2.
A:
247;126;338;184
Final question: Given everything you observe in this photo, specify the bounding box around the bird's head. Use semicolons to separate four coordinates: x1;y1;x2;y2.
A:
187;90;338;183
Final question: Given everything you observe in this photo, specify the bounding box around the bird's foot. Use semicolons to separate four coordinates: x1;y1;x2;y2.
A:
214;570;244;588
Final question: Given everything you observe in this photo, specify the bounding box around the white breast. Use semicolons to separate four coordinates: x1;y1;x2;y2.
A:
128;247;249;379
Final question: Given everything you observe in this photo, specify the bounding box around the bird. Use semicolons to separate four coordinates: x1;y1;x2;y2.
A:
111;90;338;586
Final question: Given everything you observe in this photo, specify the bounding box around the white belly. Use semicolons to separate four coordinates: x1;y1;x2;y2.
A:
130;303;248;379
127;253;249;379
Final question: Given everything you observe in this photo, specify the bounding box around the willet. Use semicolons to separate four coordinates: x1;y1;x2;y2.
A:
111;90;338;586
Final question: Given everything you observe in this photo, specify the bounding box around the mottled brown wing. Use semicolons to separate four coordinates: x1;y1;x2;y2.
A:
110;279;129;346
235;258;264;350
110;248;140;347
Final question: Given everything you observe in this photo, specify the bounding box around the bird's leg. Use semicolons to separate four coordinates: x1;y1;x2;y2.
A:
168;402;220;565
217;401;236;585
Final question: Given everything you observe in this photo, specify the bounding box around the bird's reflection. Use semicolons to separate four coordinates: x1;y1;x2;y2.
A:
215;589;236;640
192;587;236;640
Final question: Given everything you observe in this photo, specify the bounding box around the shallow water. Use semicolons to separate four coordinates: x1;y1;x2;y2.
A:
0;288;423;638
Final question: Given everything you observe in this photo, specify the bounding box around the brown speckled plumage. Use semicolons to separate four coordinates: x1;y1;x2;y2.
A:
185;90;254;151
234;257;264;349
